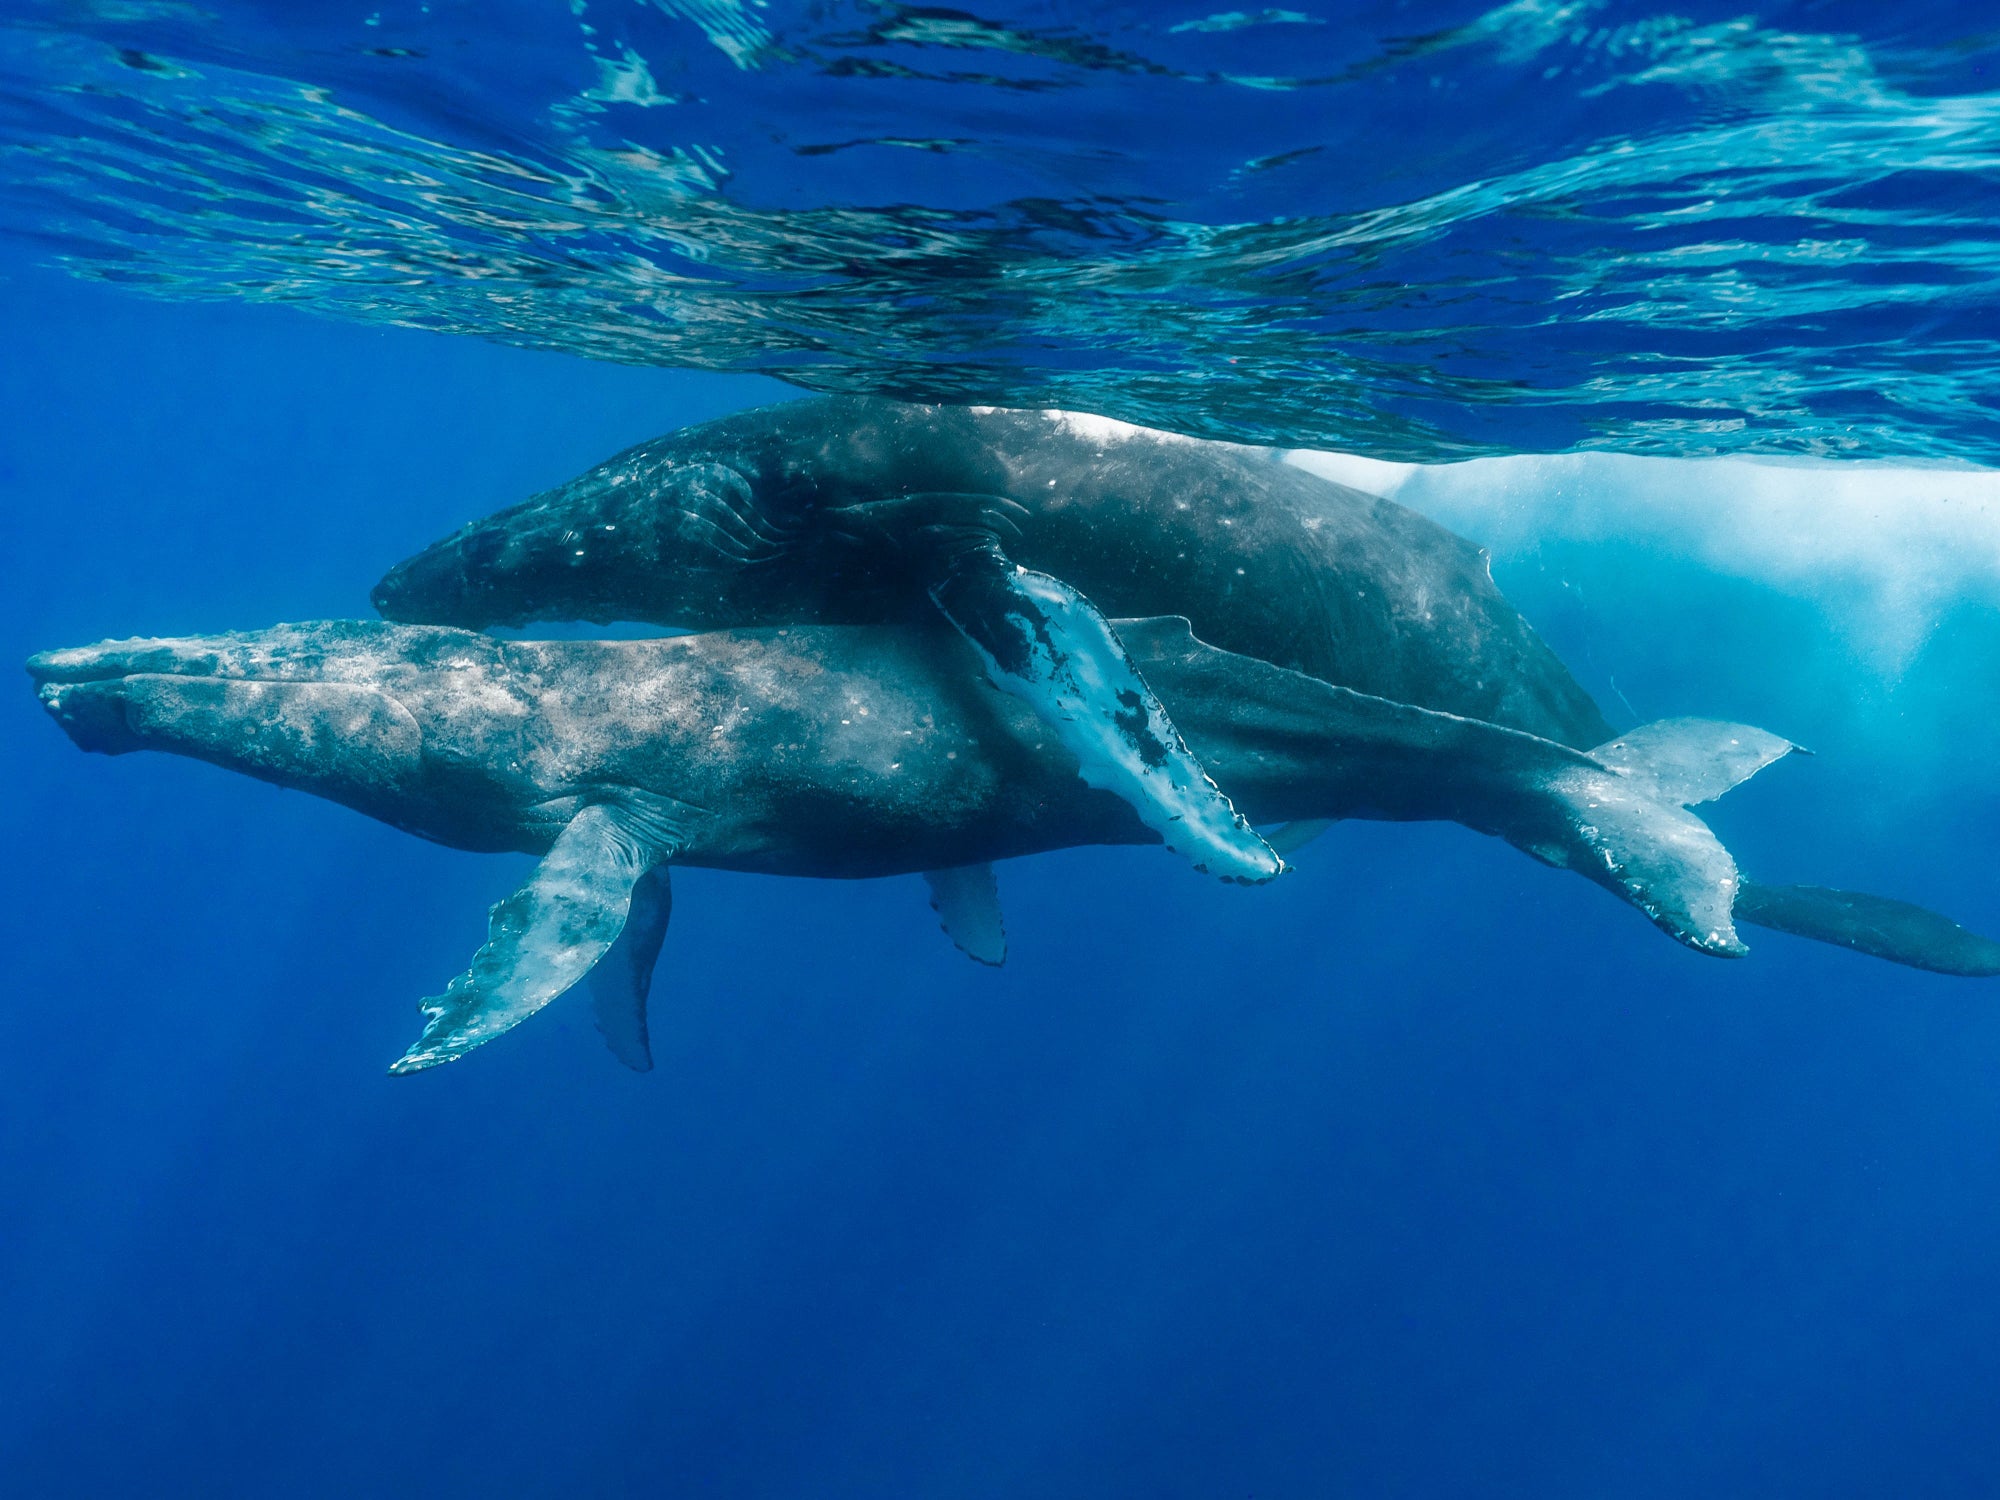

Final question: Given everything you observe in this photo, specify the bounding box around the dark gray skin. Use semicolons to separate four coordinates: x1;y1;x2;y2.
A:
370;400;2000;989
35;618;1810;1072
372;397;1612;749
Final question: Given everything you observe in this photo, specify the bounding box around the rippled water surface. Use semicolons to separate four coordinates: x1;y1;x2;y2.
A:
4;1;1997;459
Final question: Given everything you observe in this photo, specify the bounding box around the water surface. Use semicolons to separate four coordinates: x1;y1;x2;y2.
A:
4;1;1997;459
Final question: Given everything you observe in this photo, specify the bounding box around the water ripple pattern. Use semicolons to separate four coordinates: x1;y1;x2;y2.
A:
3;1;1996;460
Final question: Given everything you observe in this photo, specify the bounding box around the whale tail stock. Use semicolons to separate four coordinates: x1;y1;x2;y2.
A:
1124;609;1997;977
1098;616;1780;957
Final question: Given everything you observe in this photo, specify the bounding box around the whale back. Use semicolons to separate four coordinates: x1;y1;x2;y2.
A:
375;397;1614;748
924;405;1613;748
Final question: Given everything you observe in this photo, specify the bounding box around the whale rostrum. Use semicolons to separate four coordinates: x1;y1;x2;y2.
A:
33;617;1996;1075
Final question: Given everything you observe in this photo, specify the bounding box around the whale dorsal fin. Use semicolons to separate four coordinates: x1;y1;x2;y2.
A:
924;863;1006;966
390;799;686;1074
589;864;673;1071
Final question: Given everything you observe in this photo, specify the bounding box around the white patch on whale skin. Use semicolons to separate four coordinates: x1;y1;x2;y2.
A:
1040;410;1200;446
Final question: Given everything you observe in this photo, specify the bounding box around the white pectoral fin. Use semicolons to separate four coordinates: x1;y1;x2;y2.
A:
390;803;675;1075
929;551;1283;885
589;864;673;1071
924;863;1006;966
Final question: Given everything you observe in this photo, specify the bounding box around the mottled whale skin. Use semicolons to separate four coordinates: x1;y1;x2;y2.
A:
25;619;1697;880
374;398;1608;746
35;618;1804;1071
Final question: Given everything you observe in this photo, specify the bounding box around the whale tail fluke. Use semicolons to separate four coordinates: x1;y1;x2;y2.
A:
1585;723;2000;978
1588;718;1805;807
1514;719;1800;957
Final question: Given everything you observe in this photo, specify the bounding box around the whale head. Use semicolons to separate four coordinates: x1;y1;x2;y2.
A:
370;447;821;632
369;508;573;630
368;460;688;631
27;622;557;848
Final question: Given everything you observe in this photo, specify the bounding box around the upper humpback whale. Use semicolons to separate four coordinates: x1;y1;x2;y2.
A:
31;619;2000;1075
371;399;1611;884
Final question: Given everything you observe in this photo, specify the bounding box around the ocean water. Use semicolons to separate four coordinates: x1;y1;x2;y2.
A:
4;5;2000;1497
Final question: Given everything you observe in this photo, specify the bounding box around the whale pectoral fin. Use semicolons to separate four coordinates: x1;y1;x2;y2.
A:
390;803;672;1075
589;864;673;1071
924;864;1006;966
929;545;1284;885
1735;881;2000;977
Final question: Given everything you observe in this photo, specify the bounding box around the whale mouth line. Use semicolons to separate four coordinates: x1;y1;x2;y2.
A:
30;643;432;787
25;642;351;692
26;657;316;691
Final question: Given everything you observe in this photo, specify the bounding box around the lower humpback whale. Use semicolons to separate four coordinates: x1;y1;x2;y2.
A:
31;619;1998;1075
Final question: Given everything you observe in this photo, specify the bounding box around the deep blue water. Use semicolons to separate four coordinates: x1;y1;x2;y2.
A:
7;3;2000;1496
10;260;2000;1500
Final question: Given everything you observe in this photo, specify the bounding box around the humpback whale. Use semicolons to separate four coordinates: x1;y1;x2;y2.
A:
376;398;1959;983
31;619;1998;1076
370;399;1610;884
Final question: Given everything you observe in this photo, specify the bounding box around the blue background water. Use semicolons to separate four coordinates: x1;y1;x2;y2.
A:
7;259;2000;1496
7;0;2000;1492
